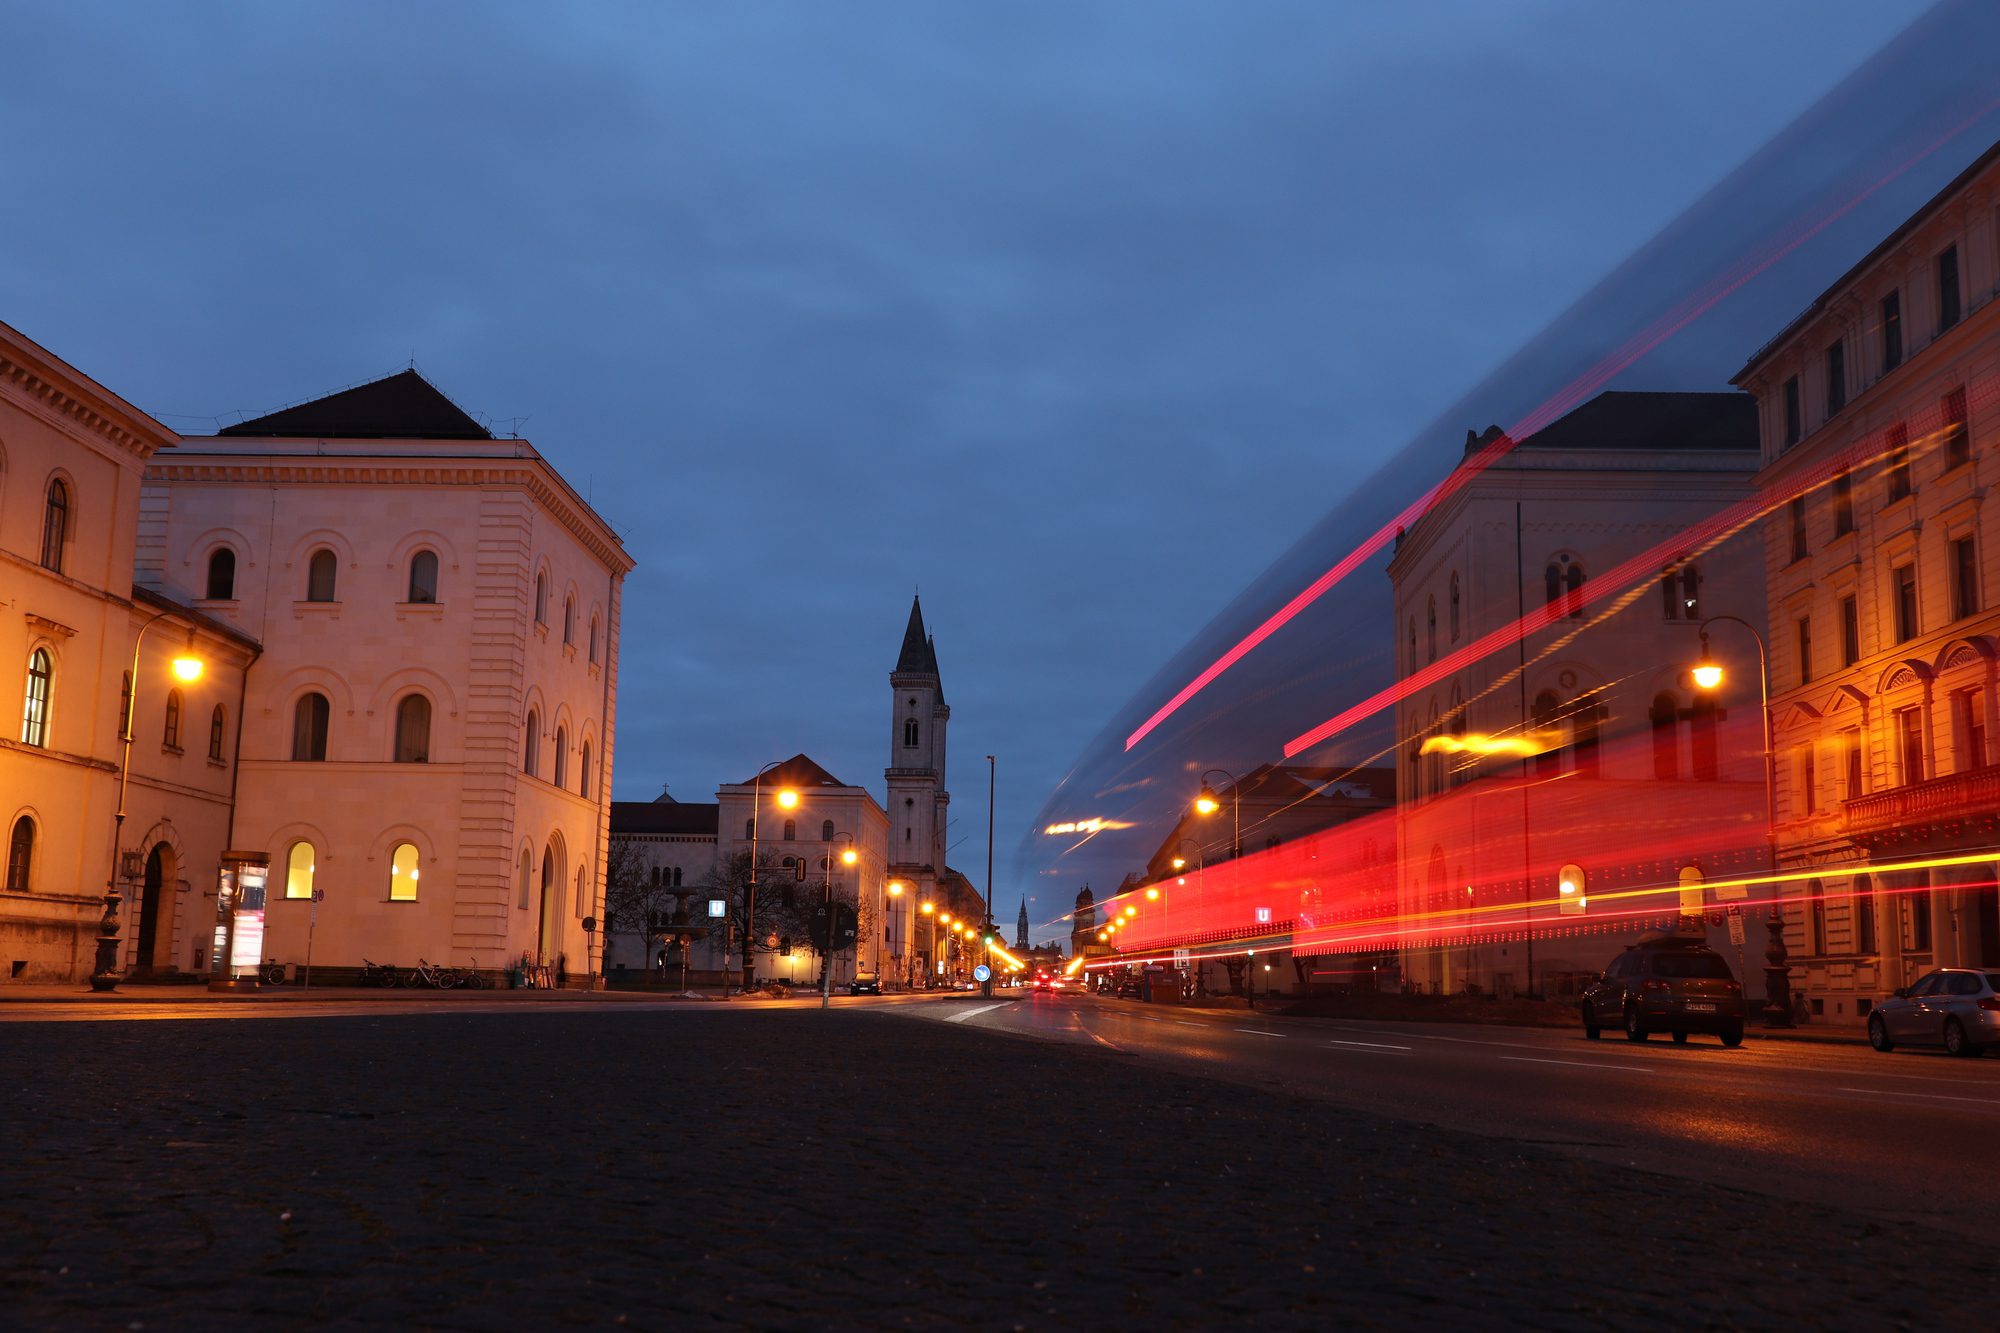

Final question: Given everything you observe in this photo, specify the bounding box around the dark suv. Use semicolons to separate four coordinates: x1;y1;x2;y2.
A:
1581;938;1745;1046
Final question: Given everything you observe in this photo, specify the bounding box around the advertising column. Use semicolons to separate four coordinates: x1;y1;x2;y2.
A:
209;851;272;992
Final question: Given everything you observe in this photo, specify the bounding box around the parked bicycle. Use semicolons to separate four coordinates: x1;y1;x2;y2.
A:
359;958;399;988
406;957;459;989
260;958;287;986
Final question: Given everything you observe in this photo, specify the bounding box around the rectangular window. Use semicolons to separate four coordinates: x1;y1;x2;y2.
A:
1832;470;1854;536
1796;616;1813;686
1885;424;1912;502
1937;244;1961;332
1855;885;1876;955
1783;376;1801;447
1843;728;1864;798
1840;594;1860;667
1951;535;1979;621
1790;496;1809;562
1880;289;1902;371
1893;563;1919;643
1896;706;1925;785
1942;386;1969;470
1824;339;1846;415
1910;888;1932;952
1798;745;1817;816
1954;687;1986;772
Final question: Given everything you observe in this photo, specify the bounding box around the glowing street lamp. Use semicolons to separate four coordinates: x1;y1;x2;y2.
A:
1144;886;1160;902
740;761;792;994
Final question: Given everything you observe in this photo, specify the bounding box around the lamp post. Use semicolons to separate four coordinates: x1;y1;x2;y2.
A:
94;612;203;992
887;880;906;989
1194;768;1242;996
1691;615;1789;1028
742;760;797;994
823;832;857;1009
1169;836;1203;994
917;898;934;989
982;754;997;999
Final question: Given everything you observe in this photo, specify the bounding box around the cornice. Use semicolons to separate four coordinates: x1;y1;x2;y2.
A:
148;454;634;575
0;339;177;461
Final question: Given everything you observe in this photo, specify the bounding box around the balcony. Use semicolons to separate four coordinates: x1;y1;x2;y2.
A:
1844;763;2000;843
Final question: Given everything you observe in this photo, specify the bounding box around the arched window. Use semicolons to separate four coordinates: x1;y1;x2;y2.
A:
903;719;919;747
1544;562;1561;609
563;595;575;645
163;688;183;749
518;847;533;910
1406;618;1416;672
744;818;755;840
580;741;593;798
821;820;835;842
1650;693;1679;780
291;692;329;761
40;478;69;573
284;840;315;899
1426;596;1437;663
1532;690;1561;777
782;819;797;841
407;550;439;603
554;726;568;788
305;549;338;602
672;867;683;887
388;843;420;901
534;571;548;624
205;547;236;600
118;671;132;738
208;704;226;761
1449;573;1461;641
394;694;431;763
1679;565;1701;620
1565;561;1585;618
523;709;540;775
22;649;52;748
575;865;588;918
588;616;600;664
5;815;32;892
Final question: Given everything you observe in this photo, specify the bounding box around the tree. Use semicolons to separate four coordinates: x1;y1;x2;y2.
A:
704;849;816;988
604;837;678;974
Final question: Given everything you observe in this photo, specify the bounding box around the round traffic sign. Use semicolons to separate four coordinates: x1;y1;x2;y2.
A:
973;964;992;982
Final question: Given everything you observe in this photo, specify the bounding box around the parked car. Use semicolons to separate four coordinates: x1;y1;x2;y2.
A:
1581;936;1746;1046
1867;968;2000;1056
847;975;882;996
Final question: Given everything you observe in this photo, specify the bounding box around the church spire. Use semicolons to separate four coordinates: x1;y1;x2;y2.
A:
1015;897;1030;951
895;595;938;676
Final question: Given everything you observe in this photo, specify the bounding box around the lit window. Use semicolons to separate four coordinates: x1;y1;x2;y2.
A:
22;649;52;747
389;843;420;901
285;841;314;899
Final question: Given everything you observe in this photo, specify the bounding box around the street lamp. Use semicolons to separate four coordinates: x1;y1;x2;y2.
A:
1194;770;1241;989
917;898;933;989
742;760;795;994
1691;615;1788;1028
821;831;857;1009
95;614;203;992
982;753;997;999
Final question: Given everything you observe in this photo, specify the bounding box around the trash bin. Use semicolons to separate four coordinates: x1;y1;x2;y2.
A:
1145;966;1179;1004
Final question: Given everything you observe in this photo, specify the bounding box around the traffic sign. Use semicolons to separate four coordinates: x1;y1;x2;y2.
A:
1726;908;1746;946
707;898;726;918
311;888;324;904
1254;906;1272;924
973;964;992;982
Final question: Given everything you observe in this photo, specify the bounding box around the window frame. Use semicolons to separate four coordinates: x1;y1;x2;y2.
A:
5;815;33;892
284;840;315;900
22;648;53;748
40;478;69;573
205;546;237;601
208;704;226;762
305;548;338;602
407;549;440;604
388;842;420;902
394;693;432;764
291;691;330;762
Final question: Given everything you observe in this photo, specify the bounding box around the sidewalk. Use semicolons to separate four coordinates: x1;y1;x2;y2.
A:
0;981;687;1004
1238;992;1872;1046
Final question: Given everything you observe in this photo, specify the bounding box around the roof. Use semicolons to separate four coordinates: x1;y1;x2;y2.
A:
610;801;719;837
894;596;939;676
219;369;493;440
1501;391;1757;455
132;584;263;653
724;753;849;792
1736;137;2000;384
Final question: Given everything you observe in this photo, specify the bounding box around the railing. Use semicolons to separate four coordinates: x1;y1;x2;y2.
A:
1845;763;2000;834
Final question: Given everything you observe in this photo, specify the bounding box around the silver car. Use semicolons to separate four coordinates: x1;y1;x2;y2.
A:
1867;968;2000;1057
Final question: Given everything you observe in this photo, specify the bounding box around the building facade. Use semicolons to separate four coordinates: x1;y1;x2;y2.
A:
1734;140;2000;1021
1384;392;1771;998
139;371;632;981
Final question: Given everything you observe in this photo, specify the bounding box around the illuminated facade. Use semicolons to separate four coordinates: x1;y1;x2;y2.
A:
1385;392;1770;998
1;321;255;983
1734;139;2000;1020
139;371;632;981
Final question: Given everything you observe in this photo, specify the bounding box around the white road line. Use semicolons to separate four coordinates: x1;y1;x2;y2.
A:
1499;1055;1655;1073
1173;1020;1205;1027
1836;1086;2000;1106
944;1003;1007;1024
1235;1028;1287;1037
1327;1039;1411;1051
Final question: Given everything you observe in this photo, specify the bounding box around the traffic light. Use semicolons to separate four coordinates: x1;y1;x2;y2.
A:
981;931;993;947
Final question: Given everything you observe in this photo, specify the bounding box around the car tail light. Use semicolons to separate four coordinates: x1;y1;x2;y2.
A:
1641;978;1670;993
1979;996;2000;1012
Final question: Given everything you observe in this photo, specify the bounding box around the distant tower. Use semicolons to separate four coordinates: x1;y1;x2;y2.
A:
887;596;950;918
1015;897;1030;951
1069;885;1096;959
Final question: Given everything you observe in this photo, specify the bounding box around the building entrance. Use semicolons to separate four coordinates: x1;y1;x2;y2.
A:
133;843;173;975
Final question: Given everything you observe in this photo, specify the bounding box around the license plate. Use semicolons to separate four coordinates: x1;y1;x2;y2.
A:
1686;1002;1717;1012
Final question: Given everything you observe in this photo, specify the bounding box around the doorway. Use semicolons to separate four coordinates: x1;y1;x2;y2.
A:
133;843;173;975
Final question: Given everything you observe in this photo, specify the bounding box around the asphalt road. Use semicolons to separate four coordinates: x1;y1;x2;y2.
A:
899;991;2000;1227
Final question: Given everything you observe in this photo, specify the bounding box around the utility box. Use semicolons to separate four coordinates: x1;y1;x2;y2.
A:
1144;966;1179;1004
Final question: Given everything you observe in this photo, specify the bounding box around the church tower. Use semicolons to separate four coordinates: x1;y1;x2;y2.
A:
1015;898;1030;951
887;596;950;922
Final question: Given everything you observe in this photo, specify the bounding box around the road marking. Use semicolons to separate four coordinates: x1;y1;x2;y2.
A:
1326;1039;1410;1051
1498;1055;1655;1073
945;1003;1007;1024
1836;1086;2000;1107
1235;1028;1287;1037
1173;1020;1205;1027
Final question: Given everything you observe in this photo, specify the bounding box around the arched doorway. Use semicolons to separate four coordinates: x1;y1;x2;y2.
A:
134;843;174;975
537;838;564;966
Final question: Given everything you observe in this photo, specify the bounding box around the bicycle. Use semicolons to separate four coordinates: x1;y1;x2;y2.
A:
259;958;287;986
407;957;459;989
360;958;399;987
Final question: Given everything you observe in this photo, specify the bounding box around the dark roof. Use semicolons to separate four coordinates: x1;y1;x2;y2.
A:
1501;391;1756;454
894;596;939;676
219;369;492;440
725;753;848;791
132;584;263;653
610;801;719;837
1736;137;2000;384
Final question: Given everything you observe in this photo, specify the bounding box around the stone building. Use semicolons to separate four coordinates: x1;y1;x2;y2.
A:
139;370;632;981
1384;391;1771;998
1732;138;2000;1021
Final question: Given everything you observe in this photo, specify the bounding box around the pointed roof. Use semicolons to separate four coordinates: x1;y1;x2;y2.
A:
725;753;848;792
219;369;493;440
1015;897;1030;950
895;596;939;676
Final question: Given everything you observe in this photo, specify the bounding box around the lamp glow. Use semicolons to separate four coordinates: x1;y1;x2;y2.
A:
776;788;799;808
171;655;203;682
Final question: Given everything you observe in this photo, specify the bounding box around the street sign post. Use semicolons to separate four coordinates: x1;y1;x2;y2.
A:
304;886;323;992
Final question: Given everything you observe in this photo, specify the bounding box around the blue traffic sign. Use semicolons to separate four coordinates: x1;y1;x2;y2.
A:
973;964;992;982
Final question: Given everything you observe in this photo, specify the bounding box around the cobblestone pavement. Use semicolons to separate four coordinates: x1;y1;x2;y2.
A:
1;1007;1990;1330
